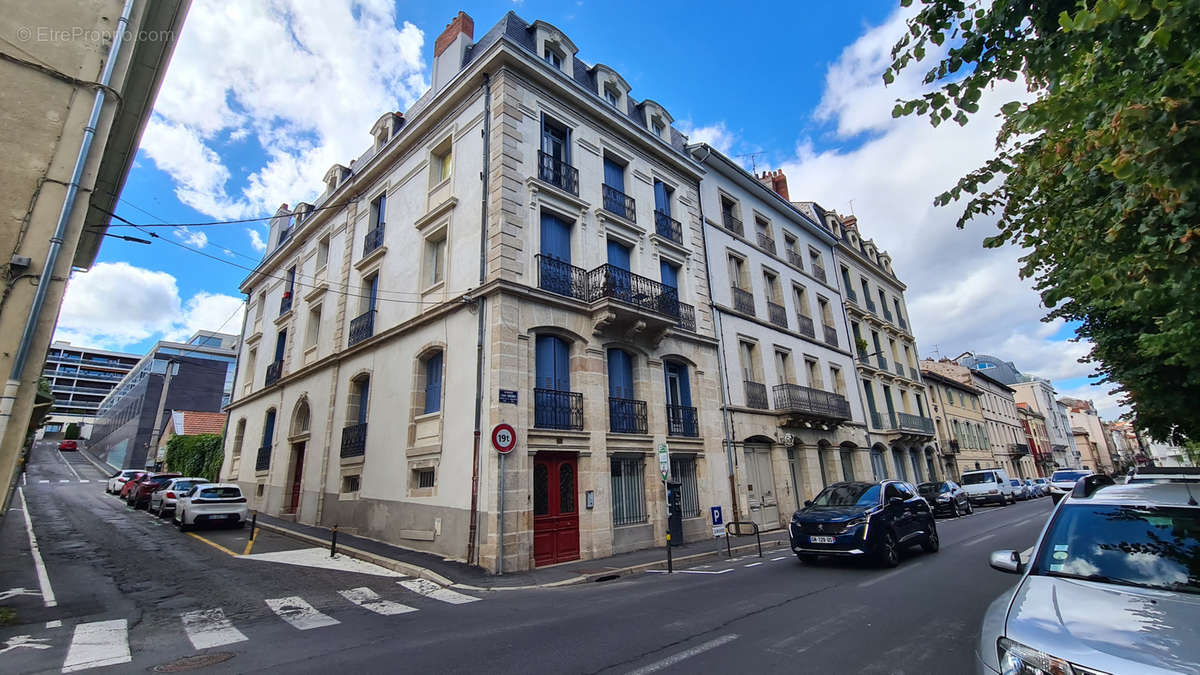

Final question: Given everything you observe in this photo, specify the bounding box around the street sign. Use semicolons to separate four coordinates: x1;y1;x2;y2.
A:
710;505;723;526
498;389;518;404
657;443;669;481
491;423;517;454
713;525;725;538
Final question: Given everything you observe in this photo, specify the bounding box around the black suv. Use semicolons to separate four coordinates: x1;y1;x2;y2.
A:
917;480;973;518
789;480;939;567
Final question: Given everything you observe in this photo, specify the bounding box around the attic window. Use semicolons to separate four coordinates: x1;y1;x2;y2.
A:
604;86;620;108
543;47;563;69
652;119;665;137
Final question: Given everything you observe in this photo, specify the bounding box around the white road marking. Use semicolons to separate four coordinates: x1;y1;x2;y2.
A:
965;533;997;547
398;579;479;604
339;587;417;616
241;548;406;577
61;619;130;672
744;562;763;567
770;556;787;561
858;567;907;588
625;634;740;675
57;452;82;480
46;620;62;629
16;488;56;607
59;479;70;483
38;480;49;484
181;608;248;649
265;596;340;630
78;480;89;483
646;568;733;575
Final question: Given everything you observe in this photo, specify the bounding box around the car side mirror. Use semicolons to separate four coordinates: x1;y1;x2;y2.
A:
888;497;904;507
803;500;813;508
989;549;1024;574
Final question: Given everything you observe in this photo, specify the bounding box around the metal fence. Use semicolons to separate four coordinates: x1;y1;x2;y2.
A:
670;456;701;517
611;456;647;526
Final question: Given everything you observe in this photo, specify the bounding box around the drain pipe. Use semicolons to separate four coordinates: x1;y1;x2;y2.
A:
690;144;740;522
0;0;137;460
466;72;491;568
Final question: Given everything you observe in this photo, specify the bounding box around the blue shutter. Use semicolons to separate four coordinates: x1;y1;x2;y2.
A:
553;339;569;391
603;158;624;192
653;180;669;215
262;410;276;445
424;352;443;414
274;330;287;361
535;336;569;391
358;378;370;424
540;213;571;262
607;349;633;399
368;276;378;311
660;261;678;289
607;240;631;270
676;364;692;407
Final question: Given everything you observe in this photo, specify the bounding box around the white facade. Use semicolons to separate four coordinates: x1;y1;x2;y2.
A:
1012;378;1077;469
969;371;1036;478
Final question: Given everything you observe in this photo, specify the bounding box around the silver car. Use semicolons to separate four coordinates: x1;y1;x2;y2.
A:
149;477;209;517
978;479;1200;674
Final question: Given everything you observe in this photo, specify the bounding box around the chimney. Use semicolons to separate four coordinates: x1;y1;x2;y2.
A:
756;169;790;201
841;214;858;230
431;11;474;94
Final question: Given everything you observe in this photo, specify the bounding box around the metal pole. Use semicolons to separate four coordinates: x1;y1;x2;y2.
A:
251;511;257;540
726;525;732;558
755;524;762;558
666;532;673;573
330;525;338;558
497;451;505;575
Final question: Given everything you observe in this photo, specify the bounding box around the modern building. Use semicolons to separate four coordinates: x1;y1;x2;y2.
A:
40;342;139;436
921;366;990;479
0;0;189;509
1016;403;1052;477
221;11;731;573
90;332;237;469
689;150;864;531
1061;397;1117;474
955;352;1022;385
1012;377;1079;470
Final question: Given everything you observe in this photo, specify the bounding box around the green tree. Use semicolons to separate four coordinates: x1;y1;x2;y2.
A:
886;0;1200;443
63;423;80;440
164;434;224;481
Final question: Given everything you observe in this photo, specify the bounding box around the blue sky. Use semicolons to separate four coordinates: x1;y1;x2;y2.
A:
57;1;1118;416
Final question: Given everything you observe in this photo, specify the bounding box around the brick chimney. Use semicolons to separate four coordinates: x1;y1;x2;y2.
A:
431;11;474;94
756;169;790;201
841;214;858;230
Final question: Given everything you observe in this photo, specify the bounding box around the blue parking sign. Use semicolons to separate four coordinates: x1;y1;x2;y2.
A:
710;506;723;526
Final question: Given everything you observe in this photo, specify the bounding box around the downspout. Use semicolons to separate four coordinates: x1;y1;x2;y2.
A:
0;0;137;460
691;144;740;521
466;72;491;567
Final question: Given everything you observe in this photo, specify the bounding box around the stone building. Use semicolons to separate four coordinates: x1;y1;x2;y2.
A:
1061;397;1117;474
688;150;865;530
221;11;729;573
1012;377;1079;470
1016;403;1053;477
921;367;990;479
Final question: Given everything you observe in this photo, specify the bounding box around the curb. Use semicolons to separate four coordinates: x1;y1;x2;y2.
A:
77;448;117;478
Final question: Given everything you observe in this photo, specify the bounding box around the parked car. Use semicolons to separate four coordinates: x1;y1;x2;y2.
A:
789;480;939;568
58;440;78;451
1046;469;1091;503
174;483;249;530
1032;477;1049;496
1009;479;1031;501
119;472;153;499
917;480;973;517
960;468;1017;506
1126;466;1200;484
106;470;143;494
978;478;1199;675
150;477;209;517
126;472;181;509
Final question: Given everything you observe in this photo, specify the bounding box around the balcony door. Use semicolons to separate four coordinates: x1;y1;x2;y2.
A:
535;336;572;429
653;180;671;217
659;260;680;316
606;240;632;301
533;452;579;566
539;212;573;296
603;157;625;193
608;349;638;433
541;115;570;164
664;361;694;436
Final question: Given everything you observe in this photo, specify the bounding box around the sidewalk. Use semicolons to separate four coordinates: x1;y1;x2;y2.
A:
254;512;790;590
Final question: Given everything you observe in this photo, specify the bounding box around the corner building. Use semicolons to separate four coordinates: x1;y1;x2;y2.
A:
221;11;728;573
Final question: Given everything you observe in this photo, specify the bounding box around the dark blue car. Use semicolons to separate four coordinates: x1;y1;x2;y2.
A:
789;480;939;567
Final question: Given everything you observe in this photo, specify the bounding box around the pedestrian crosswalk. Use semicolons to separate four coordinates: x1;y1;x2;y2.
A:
339;587;417;616
180;608;248;650
61;619;130;672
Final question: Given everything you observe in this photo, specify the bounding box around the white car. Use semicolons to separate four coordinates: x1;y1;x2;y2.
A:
173;483;249;530
106;469;143;494
1046;469;1091;503
960;468;1017;506
149;477;209;517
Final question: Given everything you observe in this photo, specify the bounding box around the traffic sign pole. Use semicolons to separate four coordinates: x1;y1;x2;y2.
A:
492;423;517;575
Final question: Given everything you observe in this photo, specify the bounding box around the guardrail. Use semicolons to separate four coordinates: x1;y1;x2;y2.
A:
724;520;763;559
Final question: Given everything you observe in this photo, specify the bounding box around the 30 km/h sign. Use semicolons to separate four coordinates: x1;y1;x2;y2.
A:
491;423;517;454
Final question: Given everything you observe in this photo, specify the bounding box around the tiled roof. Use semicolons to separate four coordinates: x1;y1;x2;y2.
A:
170;410;227;436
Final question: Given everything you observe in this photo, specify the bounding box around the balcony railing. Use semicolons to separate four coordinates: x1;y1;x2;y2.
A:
602;184;636;222
264;360;283;386
536;256;689;324
811;264;827;283
756;232;776;255
744;380;769;410
654;209;683;244
363;224;385;256
897;412;936;435
348;310;376;347
822;324;838;347
255;445;271;471
538;150;579;195
1009;442;1030;457
882;307;894;321
536;255;589;300
731;286;755;316
876;354;888;370
786;249;804;270
772;383;851;420
767;301;788;328
871;411;895;430
341;422;368;458
948;439;961;454
534;389;584;430
677;302;696;332
864;298;877;314
666;404;699;437
898;316;909;330
609;397;648;434
722;212;743;237
796;314;816;339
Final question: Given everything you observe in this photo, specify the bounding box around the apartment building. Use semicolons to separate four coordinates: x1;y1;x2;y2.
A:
690;150;864;530
923;358;1033;477
40;341;139;436
1012;377;1079;470
221;12;729;573
1016;403;1052;477
1061;397;1117;474
921;367;990;479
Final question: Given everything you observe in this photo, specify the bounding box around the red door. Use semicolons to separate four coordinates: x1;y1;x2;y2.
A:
533;453;579;566
288;444;305;513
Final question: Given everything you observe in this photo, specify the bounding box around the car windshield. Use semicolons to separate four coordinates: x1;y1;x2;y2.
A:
198;487;241;499
1052;470;1088;482
812;483;880;507
173;480;201;491
1035;479;1047;484
1033;504;1200;595
1011;480;1021;486
918;482;949;495
962;472;995;485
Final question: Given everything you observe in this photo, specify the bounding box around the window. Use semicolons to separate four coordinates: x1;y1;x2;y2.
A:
784;233;797;253
232;419;246;459
805;358;823;389
830;365;846;396
316;235;330;270
305;305;321;349
652;119;665;137
774;349;794;384
611;456;647;525
347;374;370;425
739;341;761;382
660;260;680;292
360;274;378;315
670;457;700;517
653;179;672;217
256;292;266;322
604;86;620;107
763;270;780;302
431;138;452;184
425;234;446;287
415;468;435;489
728;255;746;289
794;285;810;318
370;193;386;231
423;351;443;414
817;297;834;326
543;47;562;68
245;347;257;387
809;248;824;272
262;409;276;447
341;475;360;493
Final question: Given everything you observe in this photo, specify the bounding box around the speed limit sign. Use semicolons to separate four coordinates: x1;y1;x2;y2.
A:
491;423;517;454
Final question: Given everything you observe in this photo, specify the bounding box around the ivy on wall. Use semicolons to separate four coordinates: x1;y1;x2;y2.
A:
165;433;224;481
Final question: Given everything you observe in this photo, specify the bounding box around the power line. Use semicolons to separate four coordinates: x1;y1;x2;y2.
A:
99;196;359;228
117;198;262;263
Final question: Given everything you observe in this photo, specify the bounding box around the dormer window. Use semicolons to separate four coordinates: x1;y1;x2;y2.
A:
652;120;665;136
604;86;620;107
543;47;562;69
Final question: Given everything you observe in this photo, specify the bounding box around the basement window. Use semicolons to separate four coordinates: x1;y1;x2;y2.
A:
415;468;435;489
342;475;361;493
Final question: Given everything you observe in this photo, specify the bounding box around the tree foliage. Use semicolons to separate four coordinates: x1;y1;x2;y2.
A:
164;433;224;481
63;423;80;440
887;0;1200;443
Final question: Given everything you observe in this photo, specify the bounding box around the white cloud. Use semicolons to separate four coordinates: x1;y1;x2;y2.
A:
141;1;429;219
54;262;244;351
247;228;267;253
173;226;208;248
678;120;737;154
1058;382;1129;421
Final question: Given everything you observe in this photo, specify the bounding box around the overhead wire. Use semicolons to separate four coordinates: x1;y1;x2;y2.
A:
100;196;359;228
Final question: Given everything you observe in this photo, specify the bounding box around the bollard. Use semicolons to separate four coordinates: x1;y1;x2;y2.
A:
330;525;338;558
251;511;258;541
666;533;673;573
726;524;732;558
755;524;762;558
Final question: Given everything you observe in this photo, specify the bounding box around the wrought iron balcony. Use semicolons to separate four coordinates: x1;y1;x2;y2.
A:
822;324;838;347
767;301;788;328
666;404;699;437
744;380;769;410
756;232;776;255
341;422;368;458
731;286;755;316
677;302;696;332
722;212;743;236
534;388;584;430
1009;442;1030;457
787;249;805;270
264;360;283;386
538;150;579;195
609;397;648;434
279;293;293;316
948;439;961;454
536;255;589;300
587;264;680;318
772;383;851;422
654;209;683;244
864;298;877;314
811;264;827;283
896;412;936;435
602;183;636;222
871;411;895;430
348;309;375;347
796;313;816;338
255;445;271;471
363;224;385;256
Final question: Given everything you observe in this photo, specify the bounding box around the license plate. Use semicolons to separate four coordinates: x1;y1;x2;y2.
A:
809;535;835;544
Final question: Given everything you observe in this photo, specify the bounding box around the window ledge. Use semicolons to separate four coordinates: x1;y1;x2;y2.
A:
338;490;360;501
274;309;293;326
421;279;445;296
414;196;457;232
355;245;387;271
415;410;442;423
340;454;365;468
304;282;328;303
245;330;263;345
649;232;689;257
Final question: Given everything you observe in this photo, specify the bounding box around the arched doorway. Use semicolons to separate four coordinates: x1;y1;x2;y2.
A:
838;442;858;482
743;436;779;529
286;399;311;514
870;444;888;481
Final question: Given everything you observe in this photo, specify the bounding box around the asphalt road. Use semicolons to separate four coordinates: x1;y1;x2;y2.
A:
3;441;1054;674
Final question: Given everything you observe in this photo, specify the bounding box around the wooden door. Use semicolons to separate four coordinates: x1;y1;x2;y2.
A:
533;453;579;566
288;443;305;513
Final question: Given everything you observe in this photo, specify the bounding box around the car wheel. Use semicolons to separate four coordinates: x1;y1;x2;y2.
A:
235;520;246;530
921;527;940;553
950;501;960;518
178;513;190;532
966;500;974;515
877;532;900;568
